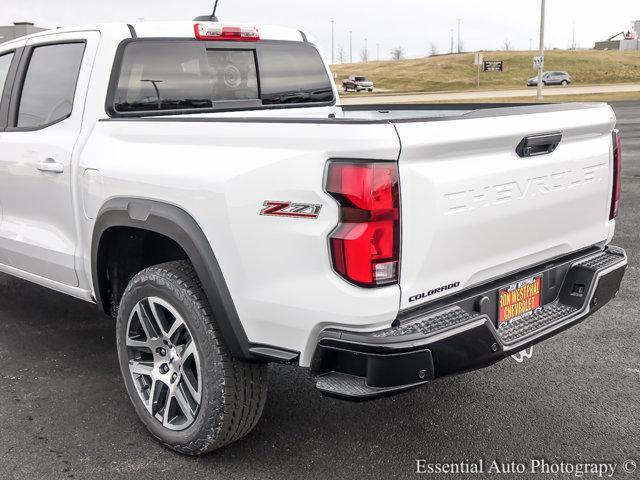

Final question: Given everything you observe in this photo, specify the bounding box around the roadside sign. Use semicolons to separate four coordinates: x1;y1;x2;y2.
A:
475;53;484;88
483;60;504;72
533;55;544;69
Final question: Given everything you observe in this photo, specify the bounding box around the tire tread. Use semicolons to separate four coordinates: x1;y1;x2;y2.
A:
119;260;267;455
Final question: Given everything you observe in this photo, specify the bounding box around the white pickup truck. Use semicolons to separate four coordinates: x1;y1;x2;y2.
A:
0;20;627;455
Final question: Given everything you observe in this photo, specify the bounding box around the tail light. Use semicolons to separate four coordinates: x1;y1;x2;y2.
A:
194;23;260;42
326;161;400;287
610;130;622;219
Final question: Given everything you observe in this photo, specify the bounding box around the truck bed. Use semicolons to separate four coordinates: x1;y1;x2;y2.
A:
92;100;616;355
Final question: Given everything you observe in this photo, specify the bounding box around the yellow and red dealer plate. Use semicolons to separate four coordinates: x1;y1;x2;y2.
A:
498;276;542;324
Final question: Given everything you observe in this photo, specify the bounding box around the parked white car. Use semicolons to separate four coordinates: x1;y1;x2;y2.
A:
0;20;627;455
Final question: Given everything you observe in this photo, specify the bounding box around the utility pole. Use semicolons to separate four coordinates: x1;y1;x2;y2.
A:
536;0;546;101
349;30;353;63
457;18;462;53
331;20;335;65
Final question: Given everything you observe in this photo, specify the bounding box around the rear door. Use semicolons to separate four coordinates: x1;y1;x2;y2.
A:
0;31;99;285
395;105;616;310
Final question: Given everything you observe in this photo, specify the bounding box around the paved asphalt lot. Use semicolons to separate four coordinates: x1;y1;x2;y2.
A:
1;102;639;480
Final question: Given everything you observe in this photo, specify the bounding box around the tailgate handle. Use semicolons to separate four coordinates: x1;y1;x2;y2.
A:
516;132;562;158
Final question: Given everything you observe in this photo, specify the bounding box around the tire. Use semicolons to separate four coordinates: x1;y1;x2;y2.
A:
344;85;348;92
116;260;268;455
561;80;568;86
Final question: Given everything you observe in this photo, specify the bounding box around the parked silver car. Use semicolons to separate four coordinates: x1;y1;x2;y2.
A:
527;71;572;87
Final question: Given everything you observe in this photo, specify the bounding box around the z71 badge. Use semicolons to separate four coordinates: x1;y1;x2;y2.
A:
260;201;322;219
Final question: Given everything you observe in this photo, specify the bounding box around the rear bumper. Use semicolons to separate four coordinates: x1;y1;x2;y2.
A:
311;246;627;400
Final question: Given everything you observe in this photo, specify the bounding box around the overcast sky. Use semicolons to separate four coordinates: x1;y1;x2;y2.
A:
1;0;638;60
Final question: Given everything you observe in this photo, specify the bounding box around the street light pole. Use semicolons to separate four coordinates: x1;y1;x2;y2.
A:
536;0;546;101
331;20;335;65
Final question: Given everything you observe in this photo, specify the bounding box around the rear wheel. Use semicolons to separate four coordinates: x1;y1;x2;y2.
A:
561;80;569;86
116;260;268;455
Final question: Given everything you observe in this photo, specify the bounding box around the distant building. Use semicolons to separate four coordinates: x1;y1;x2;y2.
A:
595;20;640;51
0;22;48;44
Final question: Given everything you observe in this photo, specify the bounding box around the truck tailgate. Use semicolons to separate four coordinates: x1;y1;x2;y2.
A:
395;104;616;310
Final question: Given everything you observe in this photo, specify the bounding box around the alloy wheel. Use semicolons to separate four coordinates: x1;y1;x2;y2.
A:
125;297;202;431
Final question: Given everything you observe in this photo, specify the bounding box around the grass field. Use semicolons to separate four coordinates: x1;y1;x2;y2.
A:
331;50;640;93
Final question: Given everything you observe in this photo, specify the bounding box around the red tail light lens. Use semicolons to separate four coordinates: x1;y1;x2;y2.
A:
194;23;260;42
611;130;622;219
326;161;400;287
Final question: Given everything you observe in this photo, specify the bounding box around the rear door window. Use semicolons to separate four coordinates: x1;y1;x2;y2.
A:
111;40;334;115
17;42;85;128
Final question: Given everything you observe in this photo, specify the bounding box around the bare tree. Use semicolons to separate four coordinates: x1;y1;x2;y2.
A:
337;45;346;64
503;39;512;51
360;46;368;62
429;42;439;56
390;46;405;60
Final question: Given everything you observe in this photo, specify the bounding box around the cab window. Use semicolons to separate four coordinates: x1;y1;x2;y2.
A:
111;40;334;115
